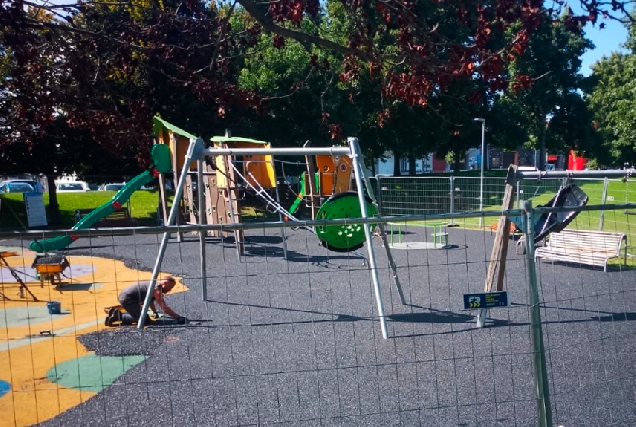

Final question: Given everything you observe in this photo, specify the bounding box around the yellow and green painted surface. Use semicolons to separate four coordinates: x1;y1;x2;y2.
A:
0;247;186;426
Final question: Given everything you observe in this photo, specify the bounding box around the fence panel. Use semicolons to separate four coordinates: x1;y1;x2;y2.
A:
533;205;636;426
2;191;636;426
377;176;452;216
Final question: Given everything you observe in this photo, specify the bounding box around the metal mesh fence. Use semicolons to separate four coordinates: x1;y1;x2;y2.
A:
378;175;636;233
1;193;636;426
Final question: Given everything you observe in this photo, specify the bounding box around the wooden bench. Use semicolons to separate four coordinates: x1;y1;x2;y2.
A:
75;207;137;227
534;229;627;272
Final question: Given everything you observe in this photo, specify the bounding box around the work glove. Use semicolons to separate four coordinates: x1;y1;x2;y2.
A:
176;316;188;325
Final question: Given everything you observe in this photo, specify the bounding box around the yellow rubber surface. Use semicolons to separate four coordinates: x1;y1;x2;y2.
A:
0;249;187;427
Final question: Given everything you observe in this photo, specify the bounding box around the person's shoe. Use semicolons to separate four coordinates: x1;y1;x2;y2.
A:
105;307;120;327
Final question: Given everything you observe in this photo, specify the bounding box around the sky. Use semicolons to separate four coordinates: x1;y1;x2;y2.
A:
579;17;630;76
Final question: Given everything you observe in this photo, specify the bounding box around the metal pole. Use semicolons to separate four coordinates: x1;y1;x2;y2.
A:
348;137;389;339
474;118;486;227
599;177;609;231
449;176;455;226
480;121;485;227
197;159;207;301
274;181;289;260
523;200;553;427
138;137;205;328
203;146;351;157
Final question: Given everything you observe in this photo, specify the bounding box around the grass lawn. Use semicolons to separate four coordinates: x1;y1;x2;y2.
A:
0;190;277;230
0;191;162;230
2;179;635;267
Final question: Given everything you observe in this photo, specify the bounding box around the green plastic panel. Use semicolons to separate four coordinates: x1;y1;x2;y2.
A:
151;144;172;174
152;116;197;140
315;192;377;252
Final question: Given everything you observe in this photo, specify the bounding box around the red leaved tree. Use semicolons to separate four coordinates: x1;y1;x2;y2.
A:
0;0;630;174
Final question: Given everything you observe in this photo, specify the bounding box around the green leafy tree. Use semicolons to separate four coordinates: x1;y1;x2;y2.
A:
489;14;593;169
1;0;631;183
587;27;636;167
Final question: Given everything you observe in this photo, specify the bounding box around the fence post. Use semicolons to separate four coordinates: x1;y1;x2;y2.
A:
376;175;383;215
449;176;455;225
599;177;609;231
523;200;553;427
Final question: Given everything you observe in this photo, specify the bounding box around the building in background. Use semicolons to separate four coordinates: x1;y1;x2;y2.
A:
374;152;449;176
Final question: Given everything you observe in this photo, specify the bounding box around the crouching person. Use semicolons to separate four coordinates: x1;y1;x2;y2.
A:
106;276;187;326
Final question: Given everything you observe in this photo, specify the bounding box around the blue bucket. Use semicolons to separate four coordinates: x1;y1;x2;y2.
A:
46;301;61;315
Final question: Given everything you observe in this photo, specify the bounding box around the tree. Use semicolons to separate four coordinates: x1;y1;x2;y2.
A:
489;13;593;169
587;29;636;167
1;0;631;175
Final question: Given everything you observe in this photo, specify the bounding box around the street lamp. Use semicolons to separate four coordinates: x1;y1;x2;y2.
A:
474;118;486;227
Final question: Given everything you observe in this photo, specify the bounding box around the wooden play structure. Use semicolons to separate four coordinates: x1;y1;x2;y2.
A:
152;117;277;249
153;117;360;244
289;145;355;220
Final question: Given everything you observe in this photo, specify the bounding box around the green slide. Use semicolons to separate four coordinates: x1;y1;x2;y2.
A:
30;144;172;252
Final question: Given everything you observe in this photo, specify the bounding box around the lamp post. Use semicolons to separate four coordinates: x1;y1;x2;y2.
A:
474;118;486;227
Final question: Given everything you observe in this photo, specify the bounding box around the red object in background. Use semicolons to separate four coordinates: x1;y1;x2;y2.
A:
568;150;587;170
547;155;558;162
432;156;447;173
112;201;122;209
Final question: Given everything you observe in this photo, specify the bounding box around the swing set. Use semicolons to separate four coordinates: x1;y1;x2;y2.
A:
140;124;403;338
152;117;382;255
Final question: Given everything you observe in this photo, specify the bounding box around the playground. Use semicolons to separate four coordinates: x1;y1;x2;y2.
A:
2;221;636;426
2;118;636;426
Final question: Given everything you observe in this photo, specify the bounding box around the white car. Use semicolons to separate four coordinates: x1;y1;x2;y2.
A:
101;183;126;191
0;180;35;194
57;182;88;192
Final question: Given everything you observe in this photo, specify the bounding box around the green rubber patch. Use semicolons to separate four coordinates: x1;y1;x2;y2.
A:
46;354;146;393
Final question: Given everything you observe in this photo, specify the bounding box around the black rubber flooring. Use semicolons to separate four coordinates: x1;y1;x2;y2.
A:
6;224;635;427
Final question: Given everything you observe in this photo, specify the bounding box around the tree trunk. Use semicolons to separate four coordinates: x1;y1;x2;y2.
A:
408;155;417;176
393;150;402;176
539;110;547;171
46;175;61;225
453;153;462;172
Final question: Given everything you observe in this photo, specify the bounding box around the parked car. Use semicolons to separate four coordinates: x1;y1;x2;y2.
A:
57;182;88;192
103;183;126;191
0;181;35;194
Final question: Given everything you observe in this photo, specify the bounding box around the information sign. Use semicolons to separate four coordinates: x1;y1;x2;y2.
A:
463;291;509;310
24;192;48;228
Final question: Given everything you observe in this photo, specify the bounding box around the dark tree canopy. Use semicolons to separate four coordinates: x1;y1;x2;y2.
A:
0;0;633;168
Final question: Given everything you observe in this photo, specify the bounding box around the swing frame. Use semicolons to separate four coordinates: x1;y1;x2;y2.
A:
139;137;402;339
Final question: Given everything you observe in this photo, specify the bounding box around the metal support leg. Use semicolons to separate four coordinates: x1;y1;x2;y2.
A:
139;138;205;328
197;160;207;301
349;138;389;338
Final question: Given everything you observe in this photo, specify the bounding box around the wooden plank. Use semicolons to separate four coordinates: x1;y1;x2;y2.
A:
158;174;169;226
484;165;517;292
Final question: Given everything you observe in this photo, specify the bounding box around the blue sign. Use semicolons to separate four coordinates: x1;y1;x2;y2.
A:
476;154;482;165
463;291;509;310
